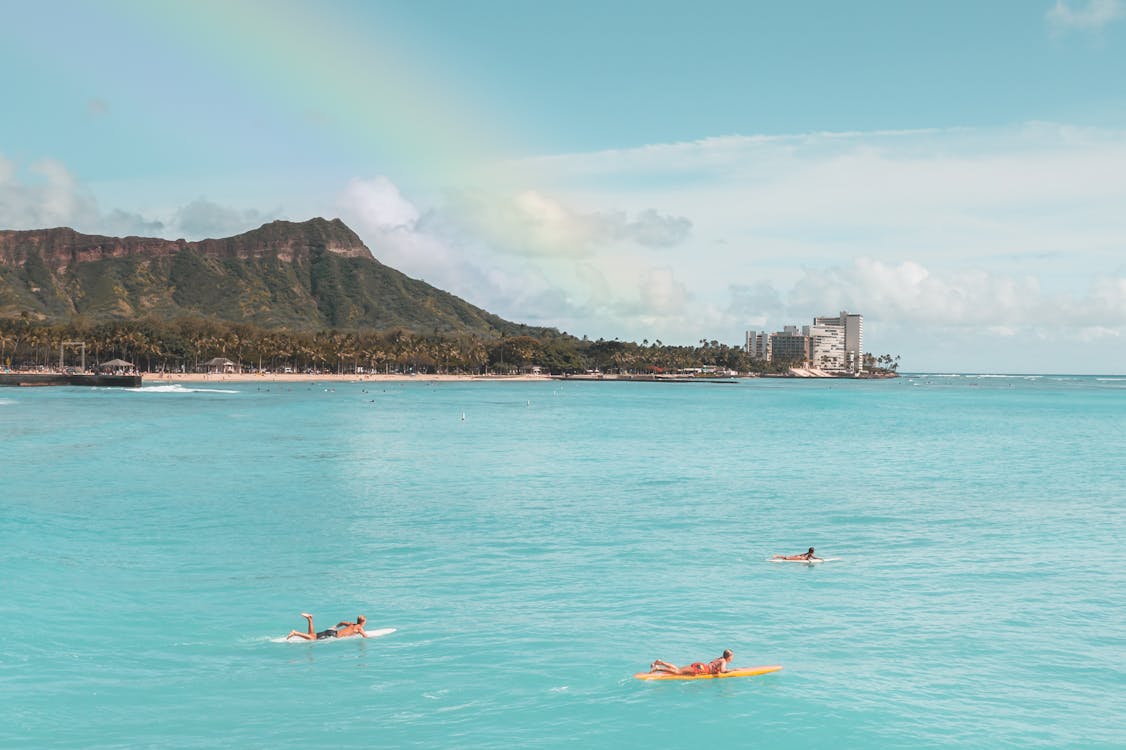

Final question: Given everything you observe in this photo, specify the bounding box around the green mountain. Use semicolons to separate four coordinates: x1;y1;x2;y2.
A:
0;218;546;337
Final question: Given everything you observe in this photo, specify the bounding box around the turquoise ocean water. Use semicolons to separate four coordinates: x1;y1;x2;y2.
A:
2;375;1125;748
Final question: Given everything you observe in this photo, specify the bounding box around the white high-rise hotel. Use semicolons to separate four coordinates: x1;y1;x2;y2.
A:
746;311;864;372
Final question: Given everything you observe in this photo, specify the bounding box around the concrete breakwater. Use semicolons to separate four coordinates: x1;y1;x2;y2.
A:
0;373;142;388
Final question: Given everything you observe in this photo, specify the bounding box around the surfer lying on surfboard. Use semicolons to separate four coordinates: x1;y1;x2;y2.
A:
772;547;818;561
286;613;370;640
649;649;733;676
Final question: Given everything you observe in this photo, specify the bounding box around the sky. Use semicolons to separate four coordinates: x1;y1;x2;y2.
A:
2;0;1126;373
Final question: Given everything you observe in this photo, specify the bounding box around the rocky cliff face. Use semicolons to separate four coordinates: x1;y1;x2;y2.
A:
0;218;372;272
0;218;524;337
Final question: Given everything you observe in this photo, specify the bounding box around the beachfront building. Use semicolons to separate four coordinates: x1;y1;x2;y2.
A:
806;323;846;370
745;330;771;361
745;311;864;372
97;358;135;375
814;311;863;371
745;325;809;365
200;357;240;374
769;326;810;365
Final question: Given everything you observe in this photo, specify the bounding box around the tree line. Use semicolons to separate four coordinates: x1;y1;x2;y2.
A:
0;315;899;376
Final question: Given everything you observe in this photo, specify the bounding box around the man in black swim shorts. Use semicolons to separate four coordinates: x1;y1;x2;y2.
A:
286;612;369;640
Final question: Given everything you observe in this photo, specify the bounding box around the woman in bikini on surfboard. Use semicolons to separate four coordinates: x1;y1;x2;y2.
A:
772;546;817;561
286;613;369;640
649;649;733;676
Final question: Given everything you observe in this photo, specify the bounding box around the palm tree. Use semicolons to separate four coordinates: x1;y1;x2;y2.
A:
0;329;13;368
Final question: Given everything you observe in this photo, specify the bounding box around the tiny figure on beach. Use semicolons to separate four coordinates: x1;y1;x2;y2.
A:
649;649;733;676
286;612;369;640
772;547;817;561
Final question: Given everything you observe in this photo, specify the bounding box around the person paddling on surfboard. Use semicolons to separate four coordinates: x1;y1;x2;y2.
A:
286;613;369;640
649;649;733;676
772;547;818;561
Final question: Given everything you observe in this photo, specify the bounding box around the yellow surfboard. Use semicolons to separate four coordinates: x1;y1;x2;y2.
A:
634;665;782;681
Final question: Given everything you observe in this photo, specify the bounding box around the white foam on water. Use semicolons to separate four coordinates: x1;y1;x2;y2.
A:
962;373;1041;380
137;384;241;394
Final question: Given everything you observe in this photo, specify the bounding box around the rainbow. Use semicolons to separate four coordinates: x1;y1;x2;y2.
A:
107;0;528;185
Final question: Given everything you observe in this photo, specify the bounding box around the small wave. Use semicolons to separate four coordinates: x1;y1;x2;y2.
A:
1096;377;1126;382
435;702;479;713
0;398;14;406
138;384;240;394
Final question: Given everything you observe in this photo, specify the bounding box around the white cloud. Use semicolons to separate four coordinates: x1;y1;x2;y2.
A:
336;177;459;281
174;198;270;239
640;267;689;313
1084;275;1126;320
1074;325;1121;341
0;154;169;236
1046;0;1124;31
726;282;785;328
0;156;99;230
102;209;165;236
339;176;419;231
435;188;692;257
791;259;1012;327
526;125;1126;256
788;259;1126;340
333;177;699;337
626;210;692;248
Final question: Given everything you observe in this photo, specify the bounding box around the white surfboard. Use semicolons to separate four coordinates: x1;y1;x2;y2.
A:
272;627;396;643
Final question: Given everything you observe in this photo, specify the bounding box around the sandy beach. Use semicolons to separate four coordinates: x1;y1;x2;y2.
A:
145;371;554;384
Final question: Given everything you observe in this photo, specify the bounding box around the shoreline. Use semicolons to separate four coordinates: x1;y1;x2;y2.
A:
2;369;898;386
145;372;554;384
3;369;899;386
153;371;886;384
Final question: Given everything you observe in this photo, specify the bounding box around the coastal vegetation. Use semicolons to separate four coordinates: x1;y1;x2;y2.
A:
0;316;755;375
0;315;900;377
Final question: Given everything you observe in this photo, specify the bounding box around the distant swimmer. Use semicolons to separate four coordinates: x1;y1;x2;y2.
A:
286;612;369;640
772;547;818;561
649;649;733;676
